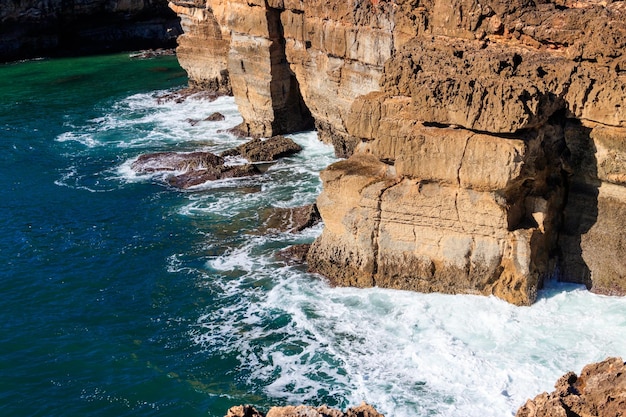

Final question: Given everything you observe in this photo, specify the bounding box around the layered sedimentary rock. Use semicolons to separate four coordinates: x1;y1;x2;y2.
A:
170;0;626;305
516;357;626;417
0;0;181;62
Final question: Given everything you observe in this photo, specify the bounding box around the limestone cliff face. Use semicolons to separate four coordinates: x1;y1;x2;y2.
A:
0;0;181;62
171;0;626;305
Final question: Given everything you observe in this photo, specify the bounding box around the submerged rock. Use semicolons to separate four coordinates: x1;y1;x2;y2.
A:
225;402;383;417
516;357;626;417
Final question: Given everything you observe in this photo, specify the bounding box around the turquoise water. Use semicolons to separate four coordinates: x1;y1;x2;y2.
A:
1;54;626;417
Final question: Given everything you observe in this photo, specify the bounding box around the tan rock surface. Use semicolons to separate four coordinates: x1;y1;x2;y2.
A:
171;0;626;303
516;357;626;417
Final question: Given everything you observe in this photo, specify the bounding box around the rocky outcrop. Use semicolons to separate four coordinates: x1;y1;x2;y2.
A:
0;0;181;62
221;136;302;162
131;135;302;188
225;402;384;417
516;357;626;417
131;150;260;188
259;204;321;234
170;0;626;304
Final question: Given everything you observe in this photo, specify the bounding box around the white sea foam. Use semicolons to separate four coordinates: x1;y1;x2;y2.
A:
57;91;244;153
56;131;101;148
192;252;626;417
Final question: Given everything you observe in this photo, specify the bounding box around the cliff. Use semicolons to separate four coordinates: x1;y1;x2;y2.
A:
0;0;182;62
169;0;626;305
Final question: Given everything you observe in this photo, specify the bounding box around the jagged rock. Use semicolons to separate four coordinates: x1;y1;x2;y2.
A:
225;402;383;417
276;244;311;265
170;0;626;303
221;136;302;162
259;204;321;233
131;137;302;189
205;112;226;121
226;405;264;417
131;152;224;174
131;151;225;174
167;164;259;189
129;48;176;59
130;151;261;189
156;88;222;104
516;357;626;417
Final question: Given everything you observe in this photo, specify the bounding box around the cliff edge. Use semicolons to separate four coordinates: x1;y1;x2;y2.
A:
169;0;626;305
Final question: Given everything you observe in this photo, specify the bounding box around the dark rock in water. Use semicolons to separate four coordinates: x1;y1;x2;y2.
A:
276;244;311;266
131;150;265;189
166;168;222;188
132;136;301;189
156;87;222;104
260;204;321;233
225;405;263;417
221;136;302;162
205;112;225;122
165;164;259;189
220;164;260;179
131;151;224;174
516;357;626;417
185;112;224;125
226;402;383;417
129;48;176;59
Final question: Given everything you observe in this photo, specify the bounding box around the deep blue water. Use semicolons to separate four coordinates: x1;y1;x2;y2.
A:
1;53;625;417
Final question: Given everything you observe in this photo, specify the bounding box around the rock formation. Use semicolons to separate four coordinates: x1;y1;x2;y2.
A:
516;357;626;417
131;135;302;188
259;204;321;234
169;0;626;305
221;135;302;162
0;0;181;62
225;402;384;417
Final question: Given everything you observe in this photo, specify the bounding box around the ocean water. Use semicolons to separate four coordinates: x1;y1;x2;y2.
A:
1;53;625;417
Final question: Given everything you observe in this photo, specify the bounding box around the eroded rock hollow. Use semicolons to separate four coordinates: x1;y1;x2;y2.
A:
170;0;626;305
